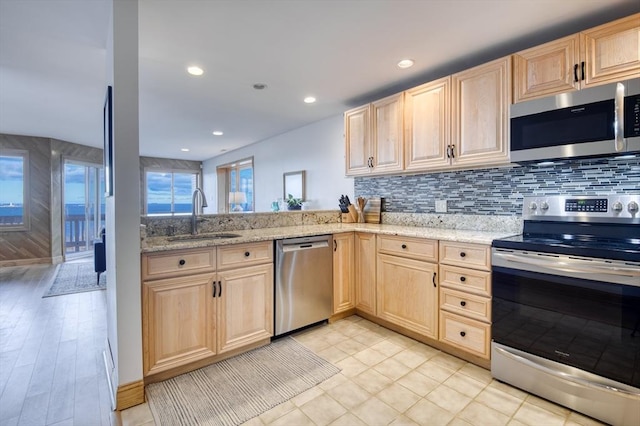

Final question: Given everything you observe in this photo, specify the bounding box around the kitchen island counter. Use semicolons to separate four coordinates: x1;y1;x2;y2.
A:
142;222;518;253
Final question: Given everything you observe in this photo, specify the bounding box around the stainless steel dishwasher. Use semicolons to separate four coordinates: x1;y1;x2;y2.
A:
275;235;333;336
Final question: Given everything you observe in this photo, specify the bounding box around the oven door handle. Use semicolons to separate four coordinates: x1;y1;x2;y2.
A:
494;345;640;397
494;252;640;278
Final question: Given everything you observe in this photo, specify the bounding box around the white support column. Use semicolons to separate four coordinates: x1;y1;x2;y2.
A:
104;0;143;410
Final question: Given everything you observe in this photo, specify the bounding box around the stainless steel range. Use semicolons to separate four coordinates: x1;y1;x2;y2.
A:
491;195;640;426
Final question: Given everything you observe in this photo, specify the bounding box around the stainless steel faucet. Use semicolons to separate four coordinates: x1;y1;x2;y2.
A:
191;188;208;235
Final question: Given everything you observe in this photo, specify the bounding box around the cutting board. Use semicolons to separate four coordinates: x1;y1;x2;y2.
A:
363;198;382;223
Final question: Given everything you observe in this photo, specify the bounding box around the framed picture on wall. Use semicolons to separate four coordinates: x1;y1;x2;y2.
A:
103;85;113;196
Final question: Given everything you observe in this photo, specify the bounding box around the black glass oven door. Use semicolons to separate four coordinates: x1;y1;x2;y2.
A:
492;266;640;388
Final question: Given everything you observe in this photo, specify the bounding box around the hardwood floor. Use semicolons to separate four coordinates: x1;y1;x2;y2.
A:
0;261;115;426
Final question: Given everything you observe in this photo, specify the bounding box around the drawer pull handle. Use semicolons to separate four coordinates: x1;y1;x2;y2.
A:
401;244;407;249
460;252;466;258
432;272;437;288
179;259;186;266
212;281;217;298
218;281;222;297
244;251;250;257
460;301;466;307
460;331;466;337
460;276;466;282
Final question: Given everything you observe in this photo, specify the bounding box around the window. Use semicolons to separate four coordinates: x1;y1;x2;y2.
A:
216;157;254;213
145;169;200;215
0;149;30;231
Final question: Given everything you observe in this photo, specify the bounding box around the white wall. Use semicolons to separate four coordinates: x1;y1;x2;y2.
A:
105;0;142;404
203;114;354;212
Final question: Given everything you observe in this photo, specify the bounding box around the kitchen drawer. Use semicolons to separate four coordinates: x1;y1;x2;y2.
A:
439;264;491;296
377;235;438;262
439;311;490;359
440;287;491;323
142;247;216;280
439;241;490;270
217;241;273;270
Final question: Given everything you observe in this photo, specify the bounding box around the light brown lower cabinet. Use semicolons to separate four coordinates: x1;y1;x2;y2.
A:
439;310;490;358
217;263;274;354
438;241;492;359
142;242;274;377
333;232;355;315
143;273;218;376
355;232;377;315
376;235;439;339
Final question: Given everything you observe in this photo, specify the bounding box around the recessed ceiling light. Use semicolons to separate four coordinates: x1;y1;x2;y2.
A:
180;148;190;152
187;66;204;76
397;59;414;69
253;83;267;90
212;130;224;136
303;96;316;104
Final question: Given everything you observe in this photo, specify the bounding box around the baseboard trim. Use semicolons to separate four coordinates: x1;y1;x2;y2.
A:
102;349;116;410
116;380;145;411
0;257;52;268
329;308;356;323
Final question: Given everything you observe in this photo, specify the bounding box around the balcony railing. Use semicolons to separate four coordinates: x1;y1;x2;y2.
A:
65;214;105;253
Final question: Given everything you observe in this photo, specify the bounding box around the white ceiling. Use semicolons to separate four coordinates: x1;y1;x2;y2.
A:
0;0;638;161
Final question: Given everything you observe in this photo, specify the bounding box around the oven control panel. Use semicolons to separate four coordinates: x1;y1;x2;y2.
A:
565;198;608;212
523;195;640;223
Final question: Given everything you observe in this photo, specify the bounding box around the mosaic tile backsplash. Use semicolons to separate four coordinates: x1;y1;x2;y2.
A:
355;157;640;216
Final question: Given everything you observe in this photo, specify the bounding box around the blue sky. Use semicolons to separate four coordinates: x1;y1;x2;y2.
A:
146;171;195;204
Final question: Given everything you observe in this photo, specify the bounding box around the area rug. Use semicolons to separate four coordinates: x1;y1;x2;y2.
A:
146;337;341;426
43;260;105;297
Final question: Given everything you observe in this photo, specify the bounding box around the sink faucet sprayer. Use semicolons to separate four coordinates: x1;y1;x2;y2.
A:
191;188;208;235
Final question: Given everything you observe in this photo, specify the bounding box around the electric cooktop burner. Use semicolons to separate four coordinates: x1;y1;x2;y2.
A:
493;233;640;262
491;195;640;263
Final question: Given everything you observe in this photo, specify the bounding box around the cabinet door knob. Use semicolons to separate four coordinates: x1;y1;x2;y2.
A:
460;331;466;337
244;251;250;257
460;301;466;307
460;276;466;282
179;259;186;266
459;252;466;258
401;244;407;249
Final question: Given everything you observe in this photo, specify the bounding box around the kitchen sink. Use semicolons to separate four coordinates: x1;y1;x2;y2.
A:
167;233;242;241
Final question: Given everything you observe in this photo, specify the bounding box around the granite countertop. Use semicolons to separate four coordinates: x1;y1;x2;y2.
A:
141;223;519;253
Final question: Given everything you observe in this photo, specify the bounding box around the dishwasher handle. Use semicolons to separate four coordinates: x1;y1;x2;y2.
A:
281;240;330;252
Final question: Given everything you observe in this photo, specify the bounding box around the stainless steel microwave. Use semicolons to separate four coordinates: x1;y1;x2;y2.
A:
510;78;640;163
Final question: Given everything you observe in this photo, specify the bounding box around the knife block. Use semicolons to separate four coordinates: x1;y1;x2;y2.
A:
342;205;358;223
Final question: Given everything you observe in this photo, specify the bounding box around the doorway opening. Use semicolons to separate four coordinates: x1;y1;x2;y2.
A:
63;160;105;260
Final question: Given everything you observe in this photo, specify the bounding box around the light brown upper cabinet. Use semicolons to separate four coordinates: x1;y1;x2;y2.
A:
404;77;451;171
514;13;640;103
345;93;404;176
450;56;511;168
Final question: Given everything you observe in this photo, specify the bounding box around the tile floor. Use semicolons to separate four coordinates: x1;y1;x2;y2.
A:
122;316;606;426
